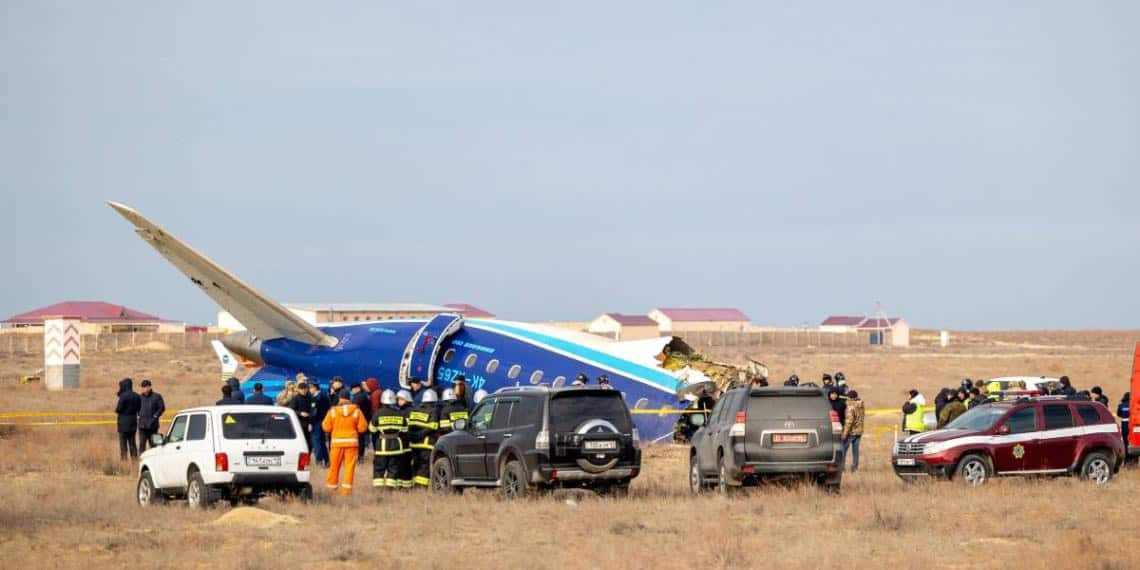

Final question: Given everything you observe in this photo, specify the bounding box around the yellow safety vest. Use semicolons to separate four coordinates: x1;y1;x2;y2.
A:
905;402;925;432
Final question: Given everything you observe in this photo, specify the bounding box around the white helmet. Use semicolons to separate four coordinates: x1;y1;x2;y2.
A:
441;389;456;402
473;389;488;404
396;390;413;403
421;390;438;404
380;389;396;406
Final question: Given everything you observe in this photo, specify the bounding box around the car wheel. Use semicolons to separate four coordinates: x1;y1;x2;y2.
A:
137;471;164;507
955;455;991;487
296;484;313;502
186;471;219;509
689;454;704;495
717;456;735;496
499;459;529;500
1081;452;1113;485
432;456;461;495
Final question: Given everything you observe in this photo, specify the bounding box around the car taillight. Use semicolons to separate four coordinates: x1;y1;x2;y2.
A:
729;410;746;437
535;429;549;452
298;452;310;471
742;465;754;473
214;452;229;472
550;470;558;479
830;410;842;435
631;428;640;449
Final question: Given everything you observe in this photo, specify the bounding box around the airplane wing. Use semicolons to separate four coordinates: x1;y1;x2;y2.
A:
108;202;338;348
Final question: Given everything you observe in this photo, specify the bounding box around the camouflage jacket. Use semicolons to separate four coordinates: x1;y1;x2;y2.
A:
842;399;865;438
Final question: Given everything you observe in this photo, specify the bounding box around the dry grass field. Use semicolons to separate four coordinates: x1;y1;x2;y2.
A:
1;330;1139;569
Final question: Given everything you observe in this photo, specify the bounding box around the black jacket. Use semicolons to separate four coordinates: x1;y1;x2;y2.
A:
226;377;245;403
311;390;331;426
246;392;274;406
137;391;165;431
216;396;242;405
115;379;141;433
829;394;847;426
352;391;372;422
290;392;314;428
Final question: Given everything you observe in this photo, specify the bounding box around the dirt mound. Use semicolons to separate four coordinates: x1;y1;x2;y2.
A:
211;507;299;529
116;341;172;352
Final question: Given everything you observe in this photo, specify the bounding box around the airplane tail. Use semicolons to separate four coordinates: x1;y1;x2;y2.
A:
108;202;337;348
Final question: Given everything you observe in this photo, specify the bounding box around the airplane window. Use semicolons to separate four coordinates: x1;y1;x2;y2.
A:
464;354;478;368
635;398;649;408
530;370;544;385
486;359;500;374
507;365;522;380
442;349;456;364
552;376;566;388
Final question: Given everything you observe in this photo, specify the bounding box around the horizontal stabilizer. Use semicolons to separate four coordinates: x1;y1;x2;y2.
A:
108;202;337;348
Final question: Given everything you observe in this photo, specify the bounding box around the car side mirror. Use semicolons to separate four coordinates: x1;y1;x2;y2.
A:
150;433;166;446
453;419;468;432
997;424;1010;436
690;413;706;427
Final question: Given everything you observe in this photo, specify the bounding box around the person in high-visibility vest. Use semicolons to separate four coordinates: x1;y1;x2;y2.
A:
407;390;440;488
437;389;470;437
901;389;926;435
370;389;409;490
321;389;368;495
986;381;1003;401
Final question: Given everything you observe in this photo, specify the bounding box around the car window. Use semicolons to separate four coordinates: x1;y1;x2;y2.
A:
1042;404;1074;430
221;412;297;439
187;414;208;441
471;401;495;431
1003;407;1037;434
491;400;515;430
549;392;633;432
1076;405;1101;426
510;397;541;428
725;392;745;424
167;415;189;443
708;397;728;427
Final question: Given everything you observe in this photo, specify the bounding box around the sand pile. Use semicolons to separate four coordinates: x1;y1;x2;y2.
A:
211;507;299;529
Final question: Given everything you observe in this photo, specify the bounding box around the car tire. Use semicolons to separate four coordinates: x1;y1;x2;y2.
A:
137;470;164;507
955;454;991;487
432;456;461;495
689;454;705;495
296;484;313;502
1080;452;1113;485
499;459;529;500
717;455;735;496
186;471;219;509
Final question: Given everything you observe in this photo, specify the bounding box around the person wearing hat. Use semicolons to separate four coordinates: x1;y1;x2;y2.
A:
115;378;141;460
246;382;274;406
408;377;426;405
841;390;865;471
370;389;409;490
321;388;368;495
392;390;416;488
289;379;314;448
307;381;330;466
407;389;440;488
437;388;469;437
596;374;611;387
901;389;926;435
572;373;589;386
137;379;165;453
821;373;834;388
1090;386;1109;406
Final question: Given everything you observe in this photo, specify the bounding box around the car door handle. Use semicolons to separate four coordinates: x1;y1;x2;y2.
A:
503;434;513;438
476;435;486;440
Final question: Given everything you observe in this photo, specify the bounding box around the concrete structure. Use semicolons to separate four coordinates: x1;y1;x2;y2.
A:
43;317;80;390
443;303;496;319
587;313;661;341
218;302;457;332
647;308;750;334
3;301;182;334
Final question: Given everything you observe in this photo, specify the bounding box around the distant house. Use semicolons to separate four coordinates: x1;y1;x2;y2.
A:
218;302;456;332
647;308;750;334
587;313;660;341
2;301;183;333
443;303;496;319
819;315;910;347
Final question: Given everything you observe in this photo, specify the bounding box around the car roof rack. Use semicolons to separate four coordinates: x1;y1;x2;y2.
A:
494;385;550;394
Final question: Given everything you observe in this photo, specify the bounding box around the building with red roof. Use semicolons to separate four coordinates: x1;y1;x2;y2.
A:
647;307;751;334
587;313;661;341
2;301;182;333
443;303;496;319
819;314;910;346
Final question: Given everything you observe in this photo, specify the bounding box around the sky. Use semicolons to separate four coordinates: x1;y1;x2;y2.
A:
1;2;1138;329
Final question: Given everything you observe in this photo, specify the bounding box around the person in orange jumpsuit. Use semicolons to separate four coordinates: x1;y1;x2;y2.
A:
321;389;368;495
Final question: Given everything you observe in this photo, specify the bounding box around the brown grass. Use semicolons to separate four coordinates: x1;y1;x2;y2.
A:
1;332;1139;568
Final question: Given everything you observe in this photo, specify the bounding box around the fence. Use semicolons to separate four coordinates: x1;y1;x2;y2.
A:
1;332;224;355
678;329;871;350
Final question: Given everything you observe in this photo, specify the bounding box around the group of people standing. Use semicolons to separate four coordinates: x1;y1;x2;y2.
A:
114;378;166;460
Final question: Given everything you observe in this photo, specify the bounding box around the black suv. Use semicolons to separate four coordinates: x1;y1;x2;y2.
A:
690;387;843;494
430;386;642;498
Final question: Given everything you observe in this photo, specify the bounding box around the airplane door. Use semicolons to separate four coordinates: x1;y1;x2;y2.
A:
399;313;463;388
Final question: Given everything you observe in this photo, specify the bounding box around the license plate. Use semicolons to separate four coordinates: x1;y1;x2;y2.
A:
245;456;282;467
895;458;916;466
773;433;808;444
583;440;616;451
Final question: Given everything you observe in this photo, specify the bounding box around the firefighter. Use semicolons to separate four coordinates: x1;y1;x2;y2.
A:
572;373;588;386
437;388;470;436
370;389;408;490
393;390;415;488
407;390;440;488
321;389;368;495
473;389;488;405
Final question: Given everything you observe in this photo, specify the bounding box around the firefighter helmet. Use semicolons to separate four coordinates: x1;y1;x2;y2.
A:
474;389;488;404
441;388;456;402
421;389;439;404
597;374;610;385
380;389;396;406
396;390;412;403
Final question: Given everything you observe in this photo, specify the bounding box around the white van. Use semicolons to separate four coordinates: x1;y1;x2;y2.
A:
137;405;312;508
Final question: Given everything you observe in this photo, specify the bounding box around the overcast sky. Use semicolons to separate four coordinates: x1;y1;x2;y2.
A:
2;2;1137;329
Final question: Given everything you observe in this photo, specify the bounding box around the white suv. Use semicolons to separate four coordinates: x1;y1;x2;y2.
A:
137;405;312;508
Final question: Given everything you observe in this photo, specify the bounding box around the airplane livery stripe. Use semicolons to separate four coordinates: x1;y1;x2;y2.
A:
467;320;679;392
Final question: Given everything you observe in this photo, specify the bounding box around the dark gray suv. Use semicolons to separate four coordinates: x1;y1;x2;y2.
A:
430;386;641;498
689;387;843;494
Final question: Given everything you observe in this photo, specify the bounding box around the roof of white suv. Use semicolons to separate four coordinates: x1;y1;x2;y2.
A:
175;405;291;414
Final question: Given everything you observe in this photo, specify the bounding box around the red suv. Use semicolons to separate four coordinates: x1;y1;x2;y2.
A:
892;397;1124;486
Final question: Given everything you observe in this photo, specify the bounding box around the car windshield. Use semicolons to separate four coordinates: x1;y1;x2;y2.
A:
945;405;1008;431
549;392;633;433
221;412;297;440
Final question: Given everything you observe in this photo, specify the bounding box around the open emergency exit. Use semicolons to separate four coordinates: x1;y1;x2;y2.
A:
398;313;464;388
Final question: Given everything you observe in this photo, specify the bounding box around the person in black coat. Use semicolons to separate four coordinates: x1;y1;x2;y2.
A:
290;382;315;446
1090;386;1109;406
351;383;373;451
225;377;245;403
245;382;274;406
827;388;847;427
115;378;141;460
137;379;165;453
216;384;242;405
1056;376;1077;396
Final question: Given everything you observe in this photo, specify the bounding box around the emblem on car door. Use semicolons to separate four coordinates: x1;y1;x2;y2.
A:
1013;444;1025;459
783;420;795;429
